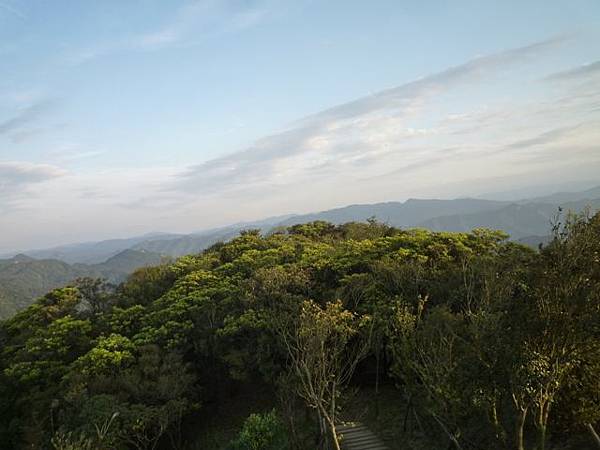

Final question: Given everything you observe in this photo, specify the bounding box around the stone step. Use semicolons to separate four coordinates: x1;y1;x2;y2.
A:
337;422;389;450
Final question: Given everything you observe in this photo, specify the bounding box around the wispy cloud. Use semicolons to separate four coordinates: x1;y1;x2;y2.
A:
0;101;54;135
545;60;600;82
505;123;584;150
47;145;105;162
0;161;66;211
67;0;274;65
171;37;571;196
0;100;57;143
297;35;568;125
8;128;44;144
0;161;65;188
132;0;255;50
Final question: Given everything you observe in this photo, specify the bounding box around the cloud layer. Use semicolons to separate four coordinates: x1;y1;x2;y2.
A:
171;36;598;201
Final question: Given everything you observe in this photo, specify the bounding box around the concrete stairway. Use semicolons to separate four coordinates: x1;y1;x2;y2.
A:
337;422;389;450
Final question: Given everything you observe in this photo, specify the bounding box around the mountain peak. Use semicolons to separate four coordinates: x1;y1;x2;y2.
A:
12;254;35;263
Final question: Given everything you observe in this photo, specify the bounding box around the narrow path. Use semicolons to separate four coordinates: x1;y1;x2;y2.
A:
337;422;389;450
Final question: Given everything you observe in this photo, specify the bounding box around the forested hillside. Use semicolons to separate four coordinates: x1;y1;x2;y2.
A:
1;213;598;450
22;234;181;265
0;250;165;319
5;188;600;319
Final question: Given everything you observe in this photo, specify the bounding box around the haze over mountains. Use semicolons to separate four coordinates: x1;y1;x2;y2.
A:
1;184;599;319
11;184;600;262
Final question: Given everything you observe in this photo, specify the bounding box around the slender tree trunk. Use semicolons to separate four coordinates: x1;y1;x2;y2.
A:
431;413;463;450
331;381;337;425
537;425;546;450
331;424;342;450
516;408;528;450
413;407;425;435
282;399;300;450
537;400;551;450
322;417;329;450
491;401;507;448
375;350;380;418
316;408;325;448
403;394;413;433
324;414;341;450
586;423;600;449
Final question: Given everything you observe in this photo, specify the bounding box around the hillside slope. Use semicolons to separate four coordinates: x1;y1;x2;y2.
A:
274;198;509;228
0;249;165;319
419;198;600;239
24;233;180;264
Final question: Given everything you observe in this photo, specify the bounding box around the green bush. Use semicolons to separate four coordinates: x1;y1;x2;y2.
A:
50;431;96;450
229;409;288;450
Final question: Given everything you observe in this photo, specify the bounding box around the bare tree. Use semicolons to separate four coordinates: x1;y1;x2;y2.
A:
274;299;372;450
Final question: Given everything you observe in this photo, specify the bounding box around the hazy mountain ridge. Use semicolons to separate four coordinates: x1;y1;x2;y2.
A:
520;185;600;205
274;198;510;229
0;249;165;319
132;229;242;257
419;198;600;239
7;186;600;264
2;185;599;319
21;233;181;264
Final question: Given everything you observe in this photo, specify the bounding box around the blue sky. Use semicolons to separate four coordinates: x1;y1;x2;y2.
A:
1;0;599;252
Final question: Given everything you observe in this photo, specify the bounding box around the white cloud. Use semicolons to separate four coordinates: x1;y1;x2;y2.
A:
0;161;66;212
3;36;600;252
0;161;65;188
66;0;276;64
171;37;578;196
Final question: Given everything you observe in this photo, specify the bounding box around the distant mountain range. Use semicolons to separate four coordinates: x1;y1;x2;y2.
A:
22;232;181;264
1;185;599;319
422;198;600;239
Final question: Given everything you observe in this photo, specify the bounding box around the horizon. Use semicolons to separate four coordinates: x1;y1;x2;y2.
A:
1;0;600;253
2;179;600;256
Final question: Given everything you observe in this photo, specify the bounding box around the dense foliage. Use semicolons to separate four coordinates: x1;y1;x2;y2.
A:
0;214;599;450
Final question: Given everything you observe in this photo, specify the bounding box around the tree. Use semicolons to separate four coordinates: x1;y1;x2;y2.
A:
275;300;371;450
64;345;197;450
387;299;469;449
74;278;115;315
229;409;288;450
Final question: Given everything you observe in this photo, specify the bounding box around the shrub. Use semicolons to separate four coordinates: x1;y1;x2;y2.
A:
229;409;288;450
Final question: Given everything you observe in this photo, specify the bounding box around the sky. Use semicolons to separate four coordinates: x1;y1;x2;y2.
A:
1;0;600;253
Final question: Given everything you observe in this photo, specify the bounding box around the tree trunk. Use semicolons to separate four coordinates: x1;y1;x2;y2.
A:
324;414;341;450
536;400;551;450
330;424;341;450
586;423;600;449
322;417;329;450
375;350;380;418
515;408;528;450
537;425;546;450
403;394;412;433
430;412;463;450
316;409;326;448
491;401;507;448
